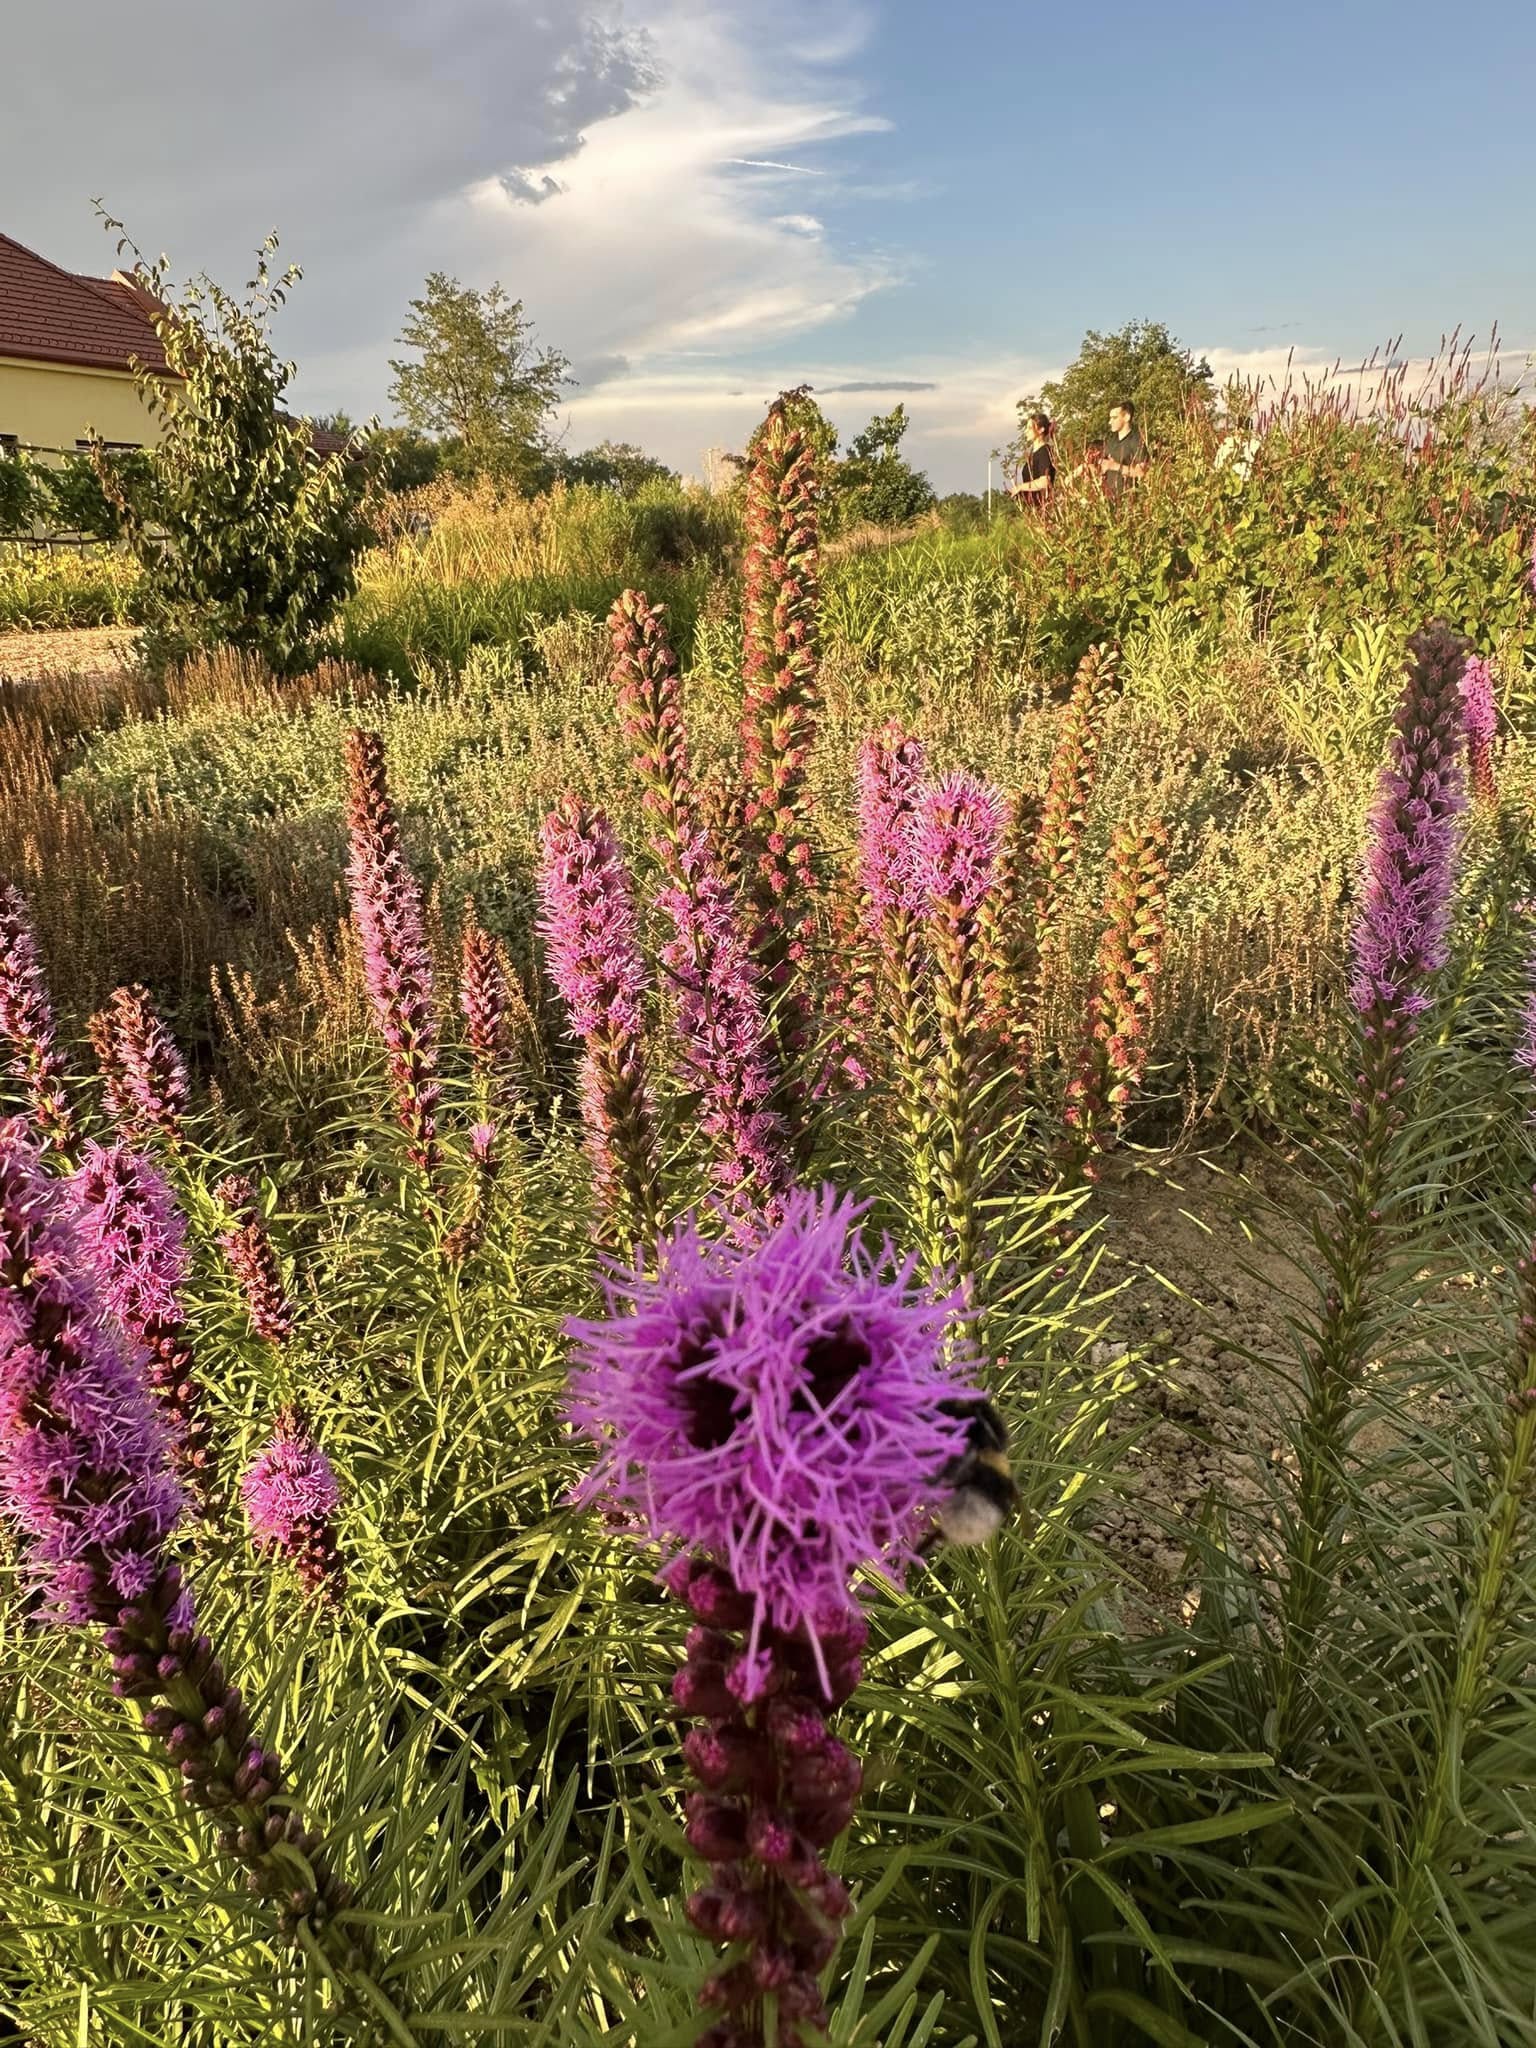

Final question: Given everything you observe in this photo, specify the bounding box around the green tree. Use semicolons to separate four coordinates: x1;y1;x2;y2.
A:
388;273;569;489
557;439;677;494
99;220;373;674
833;402;936;531
1023;318;1214;459
0;450;41;537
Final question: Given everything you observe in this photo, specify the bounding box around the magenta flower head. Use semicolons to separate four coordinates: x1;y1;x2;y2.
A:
538;798;647;1045
1348;622;1470;1030
0;880;77;1155
538;796;662;1244
99;984;190;1151
856;724;927;929
566;1186;980;1683
0;1122;185;1625
70;1140;216;1495
344;728;442;1182
1459;653;1498;806
241;1405;345;1605
911;772;1008;923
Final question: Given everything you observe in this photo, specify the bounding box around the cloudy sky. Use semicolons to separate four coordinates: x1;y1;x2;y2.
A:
7;0;1535;490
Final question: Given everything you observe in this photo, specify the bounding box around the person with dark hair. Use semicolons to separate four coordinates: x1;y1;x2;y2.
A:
1100;400;1148;503
1010;409;1055;509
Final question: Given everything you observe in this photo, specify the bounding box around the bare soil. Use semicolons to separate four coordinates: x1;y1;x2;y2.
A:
1073;1144;1313;1600
0;625;139;683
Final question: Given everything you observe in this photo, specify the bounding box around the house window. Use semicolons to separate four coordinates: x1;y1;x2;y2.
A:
0;434;19;457
76;439;141;453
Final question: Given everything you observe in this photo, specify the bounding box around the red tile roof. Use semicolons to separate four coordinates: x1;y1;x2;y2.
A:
0;231;173;376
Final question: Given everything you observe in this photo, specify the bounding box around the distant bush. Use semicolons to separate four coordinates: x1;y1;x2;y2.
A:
0;547;140;630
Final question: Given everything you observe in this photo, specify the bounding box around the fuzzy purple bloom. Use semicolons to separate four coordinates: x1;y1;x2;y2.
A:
215;1175;296;1347
99;985;190;1151
910;773;1008;923
1459;653;1498;806
855;724;927;929
344;729;442;1180
538;797;662;1240
565;1187;980;1679
538;800;647;1044
0;882;77;1153
1347;623;1470;1026
0;1124;186;1626
242;1406;345;1604
657;832;793;1223
70;1140;189;1336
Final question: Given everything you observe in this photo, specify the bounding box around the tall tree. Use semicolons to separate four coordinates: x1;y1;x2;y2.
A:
1026;319;1214;457
388;274;569;489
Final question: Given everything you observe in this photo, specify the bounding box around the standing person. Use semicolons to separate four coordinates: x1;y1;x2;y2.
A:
1100;400;1149;504
1010;410;1055;510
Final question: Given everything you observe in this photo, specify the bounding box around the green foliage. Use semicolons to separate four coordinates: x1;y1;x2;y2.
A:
388;272;570;489
1021;318;1215;458
0;546;140;629
0;450;41;536
556;440;678;494
100;223;373;675
368;427;445;493
37;447;155;541
832;404;938;533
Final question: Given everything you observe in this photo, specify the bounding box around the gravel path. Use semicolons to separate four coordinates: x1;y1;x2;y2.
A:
0;625;139;683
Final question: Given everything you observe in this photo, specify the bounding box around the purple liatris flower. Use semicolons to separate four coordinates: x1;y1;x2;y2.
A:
241;1405;345;1606
567;1188;984;2044
442;1120;501;1267
0;1126;367;1961
566;1186;980;1665
0;1122;185;1624
658;831;793;1225
1459;653;1498;807
1348;622;1470;1033
215;1175;296;1347
343;728;442;1182
70;1140;216;1498
0;880;77;1156
911;773;1008;923
458;900;519;1105
538;796;662;1245
98;984;190;1151
611;588;696;851
855;724;927;934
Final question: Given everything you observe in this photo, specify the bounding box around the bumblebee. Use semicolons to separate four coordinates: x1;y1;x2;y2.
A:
927;1396;1019;1549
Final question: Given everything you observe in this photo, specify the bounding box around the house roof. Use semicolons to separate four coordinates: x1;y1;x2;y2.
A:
0;231;173;377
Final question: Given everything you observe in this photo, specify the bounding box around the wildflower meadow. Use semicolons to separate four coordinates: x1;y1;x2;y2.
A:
3;371;1536;2048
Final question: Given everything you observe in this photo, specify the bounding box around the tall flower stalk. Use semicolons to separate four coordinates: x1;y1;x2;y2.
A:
1277;622;1469;1746
0;879;78;1158
1459;653;1498;807
855;723;931;1150
241;1404;346;1607
95;984;191;1153
215;1175;297;1348
1028;644;1118;1024
739;400;821;1056
538;796;663;1248
611;588;696;856
458;901;520;1113
977;790;1045;1074
0;1132;396;2015
566;1188;984;2046
1062;817;1170;1175
607;593;792;1222
343;728;442;1185
70;1140;216;1503
911;774;1007;1287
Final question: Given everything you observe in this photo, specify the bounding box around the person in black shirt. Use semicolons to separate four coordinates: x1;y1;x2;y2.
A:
1101;400;1148;502
1011;410;1055;509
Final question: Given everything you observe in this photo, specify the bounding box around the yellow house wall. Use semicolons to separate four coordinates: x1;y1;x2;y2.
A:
0;355;170;455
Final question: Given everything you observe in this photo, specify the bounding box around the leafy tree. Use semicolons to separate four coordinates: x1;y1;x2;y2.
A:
557;439;677;494
833;403;936;532
367;427;444;494
1021;319;1215;460
39;447;155;540
0;450;40;537
388;273;569;489
99;219;373;674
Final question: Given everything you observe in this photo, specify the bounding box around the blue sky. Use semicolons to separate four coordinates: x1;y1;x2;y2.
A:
5;0;1533;489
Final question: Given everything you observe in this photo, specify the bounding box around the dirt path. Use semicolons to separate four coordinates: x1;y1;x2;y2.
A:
0;625;139;683
1071;1144;1311;1597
